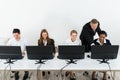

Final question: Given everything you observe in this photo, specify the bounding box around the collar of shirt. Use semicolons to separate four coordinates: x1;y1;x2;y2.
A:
66;38;80;45
43;40;47;46
13;38;21;42
96;39;106;45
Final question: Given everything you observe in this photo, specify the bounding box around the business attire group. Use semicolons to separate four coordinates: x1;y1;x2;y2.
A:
6;19;111;80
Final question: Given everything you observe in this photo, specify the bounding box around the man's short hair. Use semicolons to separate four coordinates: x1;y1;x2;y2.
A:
70;30;77;35
13;28;20;34
90;19;98;24
98;30;107;37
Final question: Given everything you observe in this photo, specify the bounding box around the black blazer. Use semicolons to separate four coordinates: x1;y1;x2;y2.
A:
38;39;56;53
80;22;101;46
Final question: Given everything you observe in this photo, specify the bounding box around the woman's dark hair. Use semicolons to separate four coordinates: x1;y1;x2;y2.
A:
38;29;51;45
98;30;107;37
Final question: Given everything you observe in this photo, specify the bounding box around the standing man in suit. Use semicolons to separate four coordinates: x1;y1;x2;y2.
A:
80;19;101;52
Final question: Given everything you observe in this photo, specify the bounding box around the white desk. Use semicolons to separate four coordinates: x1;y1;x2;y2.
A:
0;52;120;80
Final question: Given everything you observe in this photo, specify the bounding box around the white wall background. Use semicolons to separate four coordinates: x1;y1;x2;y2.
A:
0;0;120;45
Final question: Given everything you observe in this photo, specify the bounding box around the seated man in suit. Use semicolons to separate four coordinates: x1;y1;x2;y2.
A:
91;30;111;80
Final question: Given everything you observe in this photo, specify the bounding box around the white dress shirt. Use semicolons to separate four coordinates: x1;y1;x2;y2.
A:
65;38;81;45
7;38;29;53
43;40;47;46
91;38;107;46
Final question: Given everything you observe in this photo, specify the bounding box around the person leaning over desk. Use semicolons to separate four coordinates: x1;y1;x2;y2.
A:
80;19;101;52
38;29;56;78
65;30;81;80
79;19;101;77
91;30;111;80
